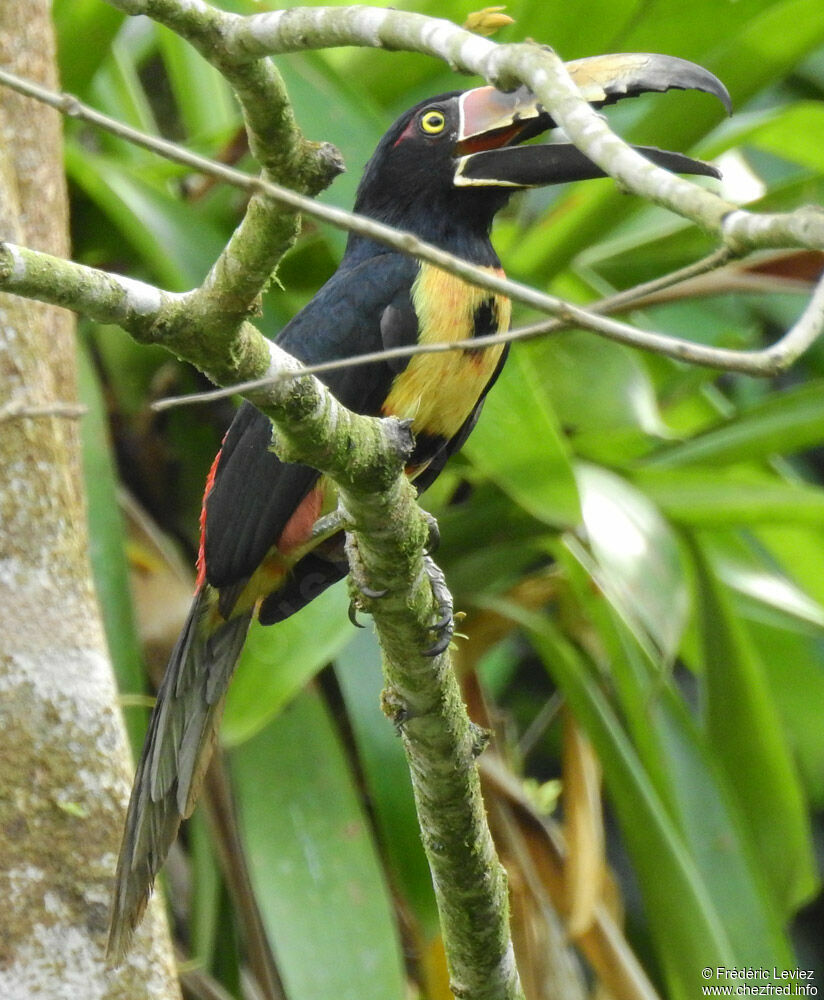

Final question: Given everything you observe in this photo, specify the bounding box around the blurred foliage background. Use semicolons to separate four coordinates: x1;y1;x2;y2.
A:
54;0;824;997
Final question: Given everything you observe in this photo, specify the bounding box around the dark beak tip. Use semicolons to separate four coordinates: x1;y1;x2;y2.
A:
568;52;733;117
650;55;733;115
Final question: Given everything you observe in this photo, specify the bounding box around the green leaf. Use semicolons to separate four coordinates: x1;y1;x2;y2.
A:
740;102;824;172
335;629;439;938
230;687;407;1000
278;53;386;203
643;380;824;468
756;524;824;612
76;339;147;753
690;541;818;916
222;581;354;746
463;343;580;527
634;467;824;526
527;331;672;461
708;0;824;117
430;480;550;600
749;622;824;808
87;34;161;160
574;463;689;661
702;531;824;631
53;0;125;94
156;23;239;141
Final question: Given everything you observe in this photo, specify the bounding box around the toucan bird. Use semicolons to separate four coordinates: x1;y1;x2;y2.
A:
107;53;730;957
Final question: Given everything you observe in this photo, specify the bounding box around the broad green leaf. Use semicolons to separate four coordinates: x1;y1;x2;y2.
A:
634;467;824;526
757;524;824;611
77;339;147;752
230;687;407;1000
691;542;818;916
749;622;824;808
555;544;796;963
335;629;439;938
702;531;824;631
526;331;672;462
618;0;782;65
643;380;824;468
463;344;580;528
575;463;688;661
278;52;386;210
53;0;125;94
327;0;468;112
737;102;824;173
431;481;551;600
708;0;824;118
572;206;719;295
512;0;642;60
223;581;354;746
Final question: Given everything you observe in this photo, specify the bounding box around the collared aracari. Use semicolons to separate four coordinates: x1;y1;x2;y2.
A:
107;53;730;956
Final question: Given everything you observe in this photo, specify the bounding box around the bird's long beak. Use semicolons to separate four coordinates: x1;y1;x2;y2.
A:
453;53;731;188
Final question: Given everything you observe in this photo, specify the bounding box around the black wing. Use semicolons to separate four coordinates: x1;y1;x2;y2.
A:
203;252;420;588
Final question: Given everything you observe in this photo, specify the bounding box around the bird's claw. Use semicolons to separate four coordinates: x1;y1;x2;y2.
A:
348;599;366;628
421;554;454;657
423;629;453;658
347;572;389;628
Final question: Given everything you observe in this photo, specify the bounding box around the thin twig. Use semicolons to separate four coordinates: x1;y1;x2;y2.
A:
150;248;734;412
0;399;88;422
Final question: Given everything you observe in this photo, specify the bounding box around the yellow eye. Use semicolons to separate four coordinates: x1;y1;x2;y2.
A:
420;109;446;134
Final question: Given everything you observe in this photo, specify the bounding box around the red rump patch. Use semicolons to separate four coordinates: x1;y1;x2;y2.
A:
195;445;224;589
278;484;323;554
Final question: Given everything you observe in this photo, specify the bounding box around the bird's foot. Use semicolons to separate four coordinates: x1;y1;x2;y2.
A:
311;505;352;541
422;510;441;554
346;538;389;627
422;554;455;657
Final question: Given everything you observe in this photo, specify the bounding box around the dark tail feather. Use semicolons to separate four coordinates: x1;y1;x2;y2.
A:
106;587;252;961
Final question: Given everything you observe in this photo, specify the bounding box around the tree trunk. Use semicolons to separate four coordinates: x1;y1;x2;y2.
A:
0;4;180;997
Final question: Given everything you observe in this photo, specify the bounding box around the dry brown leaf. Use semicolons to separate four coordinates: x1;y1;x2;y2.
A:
562;709;606;939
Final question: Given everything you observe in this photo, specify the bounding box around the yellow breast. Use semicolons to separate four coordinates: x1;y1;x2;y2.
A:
381;264;510;440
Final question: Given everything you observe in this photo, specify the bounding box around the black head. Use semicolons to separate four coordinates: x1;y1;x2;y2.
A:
350;89;535;255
